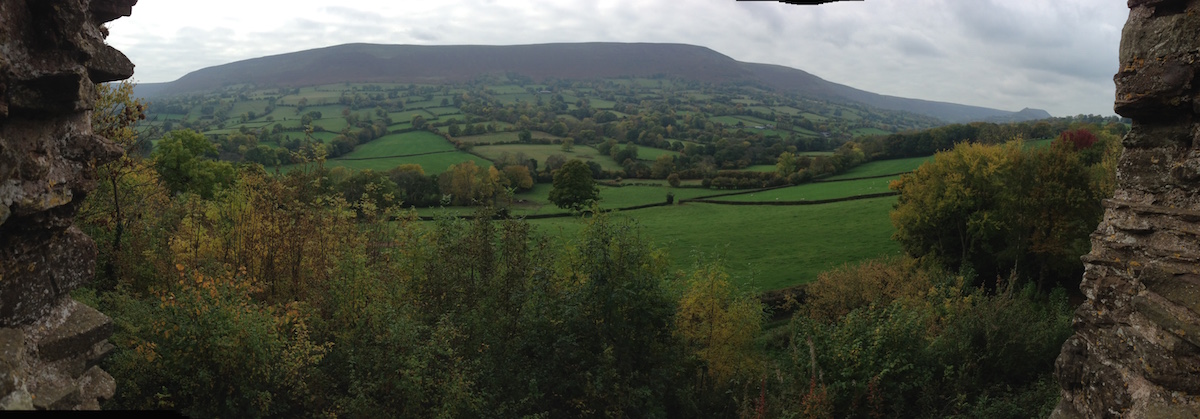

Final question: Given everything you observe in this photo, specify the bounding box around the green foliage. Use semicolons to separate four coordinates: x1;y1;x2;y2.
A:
89;162;703;416
103;267;329;417
152;129;236;198
769;259;1072;418
544;213;686;417
889;134;1117;288
549;159;600;211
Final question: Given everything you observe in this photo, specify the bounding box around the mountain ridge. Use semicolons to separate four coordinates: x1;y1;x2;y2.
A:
133;42;1050;123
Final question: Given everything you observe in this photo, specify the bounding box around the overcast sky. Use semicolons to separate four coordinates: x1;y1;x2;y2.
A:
106;0;1128;117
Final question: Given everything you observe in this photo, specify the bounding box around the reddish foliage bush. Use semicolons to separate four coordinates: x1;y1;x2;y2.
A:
1058;129;1098;150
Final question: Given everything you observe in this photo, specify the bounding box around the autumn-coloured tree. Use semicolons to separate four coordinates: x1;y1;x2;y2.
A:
502;165;534;192
890;136;1116;288
80;80;169;290
439;160;503;206
676;263;763;400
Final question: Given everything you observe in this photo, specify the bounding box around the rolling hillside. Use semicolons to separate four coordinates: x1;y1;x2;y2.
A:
134;42;1048;123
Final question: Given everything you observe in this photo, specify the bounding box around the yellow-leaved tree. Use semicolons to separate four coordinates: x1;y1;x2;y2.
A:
675;262;763;388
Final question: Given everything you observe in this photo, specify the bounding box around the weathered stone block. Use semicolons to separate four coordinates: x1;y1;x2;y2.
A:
85;45;134;83
5;69;94;115
86;340;114;369
0;228;98;327
78;366;114;404
1133;294;1200;348
1144;272;1200;315
89;0;138;23
31;380;80;411
35;300;113;363
0;390;33;410
0;328;24;397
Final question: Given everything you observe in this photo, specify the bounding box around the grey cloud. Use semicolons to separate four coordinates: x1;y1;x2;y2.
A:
894;34;944;57
409;28;440;42
322;6;386;24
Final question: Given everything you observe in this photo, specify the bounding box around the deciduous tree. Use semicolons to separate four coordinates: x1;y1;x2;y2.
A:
549;159;599;211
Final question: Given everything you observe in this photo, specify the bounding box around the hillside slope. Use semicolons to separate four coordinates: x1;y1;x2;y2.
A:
135;42;1046;123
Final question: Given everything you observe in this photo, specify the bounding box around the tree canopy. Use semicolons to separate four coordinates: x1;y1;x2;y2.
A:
548;159;600;211
889;132;1118;288
152;129;235;198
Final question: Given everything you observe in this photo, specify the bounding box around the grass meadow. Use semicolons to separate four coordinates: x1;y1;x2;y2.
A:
527;196;902;291
473;144;624;171
708;177;896;202
453;131;560;145
324;152;491;174
823;155;932;180
340;131;456;159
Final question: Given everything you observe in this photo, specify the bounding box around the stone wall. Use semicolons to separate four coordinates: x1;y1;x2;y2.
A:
1052;0;1200;417
0;0;136;410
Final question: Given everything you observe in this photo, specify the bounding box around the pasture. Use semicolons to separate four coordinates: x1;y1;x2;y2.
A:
324;151;491;174
472;144;624;171
339;131;456;158
635;146;681;161
453;130;560;145
529;196;902;291
823;155;932;180
706;177;896;202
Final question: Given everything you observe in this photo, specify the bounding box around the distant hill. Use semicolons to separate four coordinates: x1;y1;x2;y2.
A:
134;42;1048;123
981;107;1054;123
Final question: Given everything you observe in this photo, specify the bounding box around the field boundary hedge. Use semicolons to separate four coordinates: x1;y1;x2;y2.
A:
812;172;909;183
680;191;898;206
332;149;459;161
412;201;673;221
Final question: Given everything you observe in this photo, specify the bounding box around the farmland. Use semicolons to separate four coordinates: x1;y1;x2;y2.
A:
340;131;456;158
472;144;625;171
527;196;902;291
137;76;1076;291
705;177;896;202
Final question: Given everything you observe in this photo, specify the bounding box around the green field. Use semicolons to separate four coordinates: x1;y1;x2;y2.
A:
310;132;340;142
473;144;624;171
592;185;716;208
636;146;681;161
388;110;432;123
340;131;456;159
454;131;560;145
310;118;349;133
508;184;693;213
708;177;896;202
528;197;902;290
823;156;932;180
852;127;891;137
325;151;491;174
427;106;461;115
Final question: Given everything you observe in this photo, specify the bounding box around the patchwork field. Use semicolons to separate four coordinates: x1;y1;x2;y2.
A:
823;155;932;180
324;152;491;174
706;177;895;202
340;131;456;158
472;144;624;171
453;131;561;145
